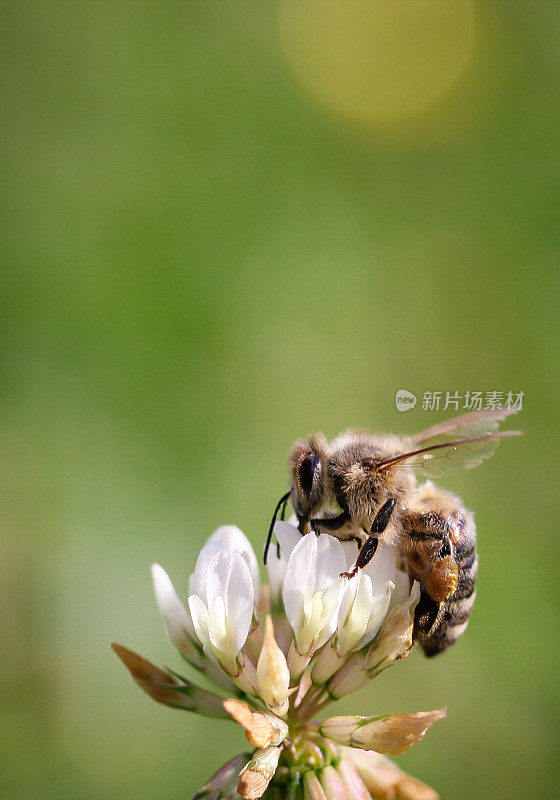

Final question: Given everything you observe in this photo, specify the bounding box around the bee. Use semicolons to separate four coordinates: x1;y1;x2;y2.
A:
263;407;521;657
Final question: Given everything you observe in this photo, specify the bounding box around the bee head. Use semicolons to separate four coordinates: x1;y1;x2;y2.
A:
288;434;328;524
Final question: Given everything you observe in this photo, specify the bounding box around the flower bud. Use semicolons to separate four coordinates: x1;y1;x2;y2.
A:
336;756;372;800
229;651;259;695
287;640;313;681
351;709;446;755
311;640;345;685
257;616;292;716
320;765;351;800
303;770;328;800
322;709;446;755
326;651;369;699
320;715;380;745
245;617;265;662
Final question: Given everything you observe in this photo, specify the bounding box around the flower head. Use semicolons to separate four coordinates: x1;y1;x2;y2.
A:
114;520;444;799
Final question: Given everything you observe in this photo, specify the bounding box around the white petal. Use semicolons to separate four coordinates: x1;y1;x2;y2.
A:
189;540;224;602
283;533;347;653
315;580;346;649
266;546;288;599
187;593;212;653
356;583;392;650
314;534;347;591
389;569;413;608
273;520;302;561
266;521;302;599
189;524;260;604
152;563;196;646
341;539;361;569
208;593;230;658
363;541;397;590
225;551;254;654
200;550;254;662
337;573;374;653
205;551;231;611
282;533;317;631
337;577;359;632
206;525;260;598
298;590;325;653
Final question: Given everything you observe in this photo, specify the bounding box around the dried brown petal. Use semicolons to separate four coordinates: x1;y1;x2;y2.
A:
111;643;228;717
238;769;270;800
223;699;287;748
237;746;281;799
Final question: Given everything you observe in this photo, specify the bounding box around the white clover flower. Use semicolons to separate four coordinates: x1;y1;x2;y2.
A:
337;540;395;650
189;524;260;601
283;531;347;658
114;522;444;800
188;548;255;674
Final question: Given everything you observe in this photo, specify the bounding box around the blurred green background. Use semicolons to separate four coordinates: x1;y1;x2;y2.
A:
1;2;558;798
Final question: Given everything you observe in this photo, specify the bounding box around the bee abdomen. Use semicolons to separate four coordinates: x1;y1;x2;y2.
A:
420;548;478;657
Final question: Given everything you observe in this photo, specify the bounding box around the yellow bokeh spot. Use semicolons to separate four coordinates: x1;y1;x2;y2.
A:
279;0;475;125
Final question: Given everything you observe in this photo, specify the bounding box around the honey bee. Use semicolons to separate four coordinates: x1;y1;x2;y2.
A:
263;407;521;657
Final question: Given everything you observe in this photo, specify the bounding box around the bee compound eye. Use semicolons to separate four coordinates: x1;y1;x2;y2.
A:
360;458;376;470
298;453;320;497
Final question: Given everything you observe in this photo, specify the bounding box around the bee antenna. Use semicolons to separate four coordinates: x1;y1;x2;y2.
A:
263;490;291;565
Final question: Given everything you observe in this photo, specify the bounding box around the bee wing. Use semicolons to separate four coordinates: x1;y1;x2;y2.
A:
410;406;521;446
378;431;522;478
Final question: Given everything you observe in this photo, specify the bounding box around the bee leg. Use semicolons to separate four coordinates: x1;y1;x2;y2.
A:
413;591;441;640
340;536;379;579
340;499;396;579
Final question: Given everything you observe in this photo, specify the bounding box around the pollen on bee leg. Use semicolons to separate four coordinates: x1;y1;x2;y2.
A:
426;557;458;602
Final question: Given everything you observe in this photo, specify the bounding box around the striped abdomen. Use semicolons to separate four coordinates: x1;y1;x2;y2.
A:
403;483;478;657
418;538;478;657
